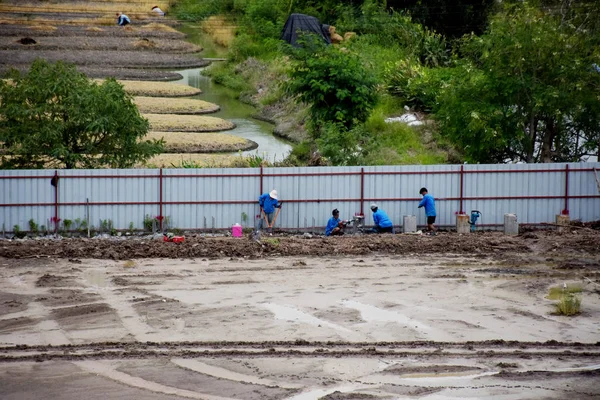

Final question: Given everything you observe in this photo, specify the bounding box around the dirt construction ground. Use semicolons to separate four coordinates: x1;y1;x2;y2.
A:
0;231;599;399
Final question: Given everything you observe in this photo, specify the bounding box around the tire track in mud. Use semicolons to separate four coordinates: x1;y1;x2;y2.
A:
1;340;599;362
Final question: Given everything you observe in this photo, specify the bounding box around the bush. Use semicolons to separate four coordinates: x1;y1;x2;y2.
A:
286;40;378;133
174;0;234;21
555;293;581;316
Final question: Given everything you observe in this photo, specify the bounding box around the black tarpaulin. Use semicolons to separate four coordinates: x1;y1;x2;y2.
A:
281;13;331;47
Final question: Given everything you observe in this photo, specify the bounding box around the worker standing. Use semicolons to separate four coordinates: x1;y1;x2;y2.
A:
418;187;437;235
325;209;344;236
370;203;394;233
258;189;281;234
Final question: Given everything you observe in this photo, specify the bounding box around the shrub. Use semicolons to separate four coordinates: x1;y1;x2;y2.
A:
28;219;39;234
555;293;581;316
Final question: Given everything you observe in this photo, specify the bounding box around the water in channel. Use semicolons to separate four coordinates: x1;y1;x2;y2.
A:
172;67;292;162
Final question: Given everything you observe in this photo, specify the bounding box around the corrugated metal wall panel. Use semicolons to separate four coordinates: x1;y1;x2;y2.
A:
1;164;599;232
0;170;54;230
363;165;461;227
164;168;260;229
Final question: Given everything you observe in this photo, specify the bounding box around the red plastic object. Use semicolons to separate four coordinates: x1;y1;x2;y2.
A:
163;236;185;243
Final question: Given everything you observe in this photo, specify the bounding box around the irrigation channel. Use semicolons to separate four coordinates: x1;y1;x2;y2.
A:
172;68;292;162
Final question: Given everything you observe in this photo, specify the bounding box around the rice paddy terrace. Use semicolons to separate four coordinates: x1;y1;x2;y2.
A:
0;0;259;166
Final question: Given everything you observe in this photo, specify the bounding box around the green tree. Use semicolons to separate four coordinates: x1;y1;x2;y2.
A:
286;41;378;133
434;4;600;163
0;60;163;169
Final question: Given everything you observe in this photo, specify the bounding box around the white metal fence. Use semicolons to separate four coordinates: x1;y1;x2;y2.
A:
1;163;599;233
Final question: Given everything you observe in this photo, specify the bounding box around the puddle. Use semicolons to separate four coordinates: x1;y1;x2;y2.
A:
262;303;352;333
172;359;303;389
83;270;109;288
287;384;367;400
341;300;432;332
549;363;600;372
361;370;499;387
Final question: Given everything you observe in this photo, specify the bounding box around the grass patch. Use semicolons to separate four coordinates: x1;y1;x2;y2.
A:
144;114;235;132
547;284;582;300
132;38;157;49
145;131;255;153
143;153;235;168
554;293;582;316
201;15;236;47
134;96;219;114
142;23;179;33
263;238;280;247
116;81;202;97
360;100;447;165
27;24;57;32
123;260;137;268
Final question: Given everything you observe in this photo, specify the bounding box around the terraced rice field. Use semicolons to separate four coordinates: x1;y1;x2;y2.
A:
0;0;248;166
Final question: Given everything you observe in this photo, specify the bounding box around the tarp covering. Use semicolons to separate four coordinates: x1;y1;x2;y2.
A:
281;13;331;47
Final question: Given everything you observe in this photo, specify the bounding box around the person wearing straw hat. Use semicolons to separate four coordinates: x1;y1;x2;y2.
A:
370;203;393;233
258;189;281;234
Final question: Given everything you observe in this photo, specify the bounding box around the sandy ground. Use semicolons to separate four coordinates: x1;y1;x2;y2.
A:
0;232;599;399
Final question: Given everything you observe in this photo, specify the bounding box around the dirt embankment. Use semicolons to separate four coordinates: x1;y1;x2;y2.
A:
232;57;309;143
1;231;599;261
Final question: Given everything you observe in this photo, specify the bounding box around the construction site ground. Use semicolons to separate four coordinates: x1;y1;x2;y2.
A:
1;231;599;399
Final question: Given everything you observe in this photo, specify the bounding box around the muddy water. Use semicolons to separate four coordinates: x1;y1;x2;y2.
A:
172;68;292;162
172;24;292;161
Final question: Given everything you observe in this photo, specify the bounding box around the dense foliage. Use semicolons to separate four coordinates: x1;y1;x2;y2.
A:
0;60;163;169
175;0;600;165
286;41;377;133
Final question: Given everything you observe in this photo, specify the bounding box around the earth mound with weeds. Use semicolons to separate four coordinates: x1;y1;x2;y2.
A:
145;132;257;153
119;80;202;97
144;114;236;132
134;97;220;114
1;231;599;261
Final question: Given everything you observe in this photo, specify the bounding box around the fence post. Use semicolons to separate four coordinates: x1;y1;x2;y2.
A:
53;170;59;234
159;168;164;231
360;167;365;216
562;164;569;215
459;165;464;215
259;166;264;195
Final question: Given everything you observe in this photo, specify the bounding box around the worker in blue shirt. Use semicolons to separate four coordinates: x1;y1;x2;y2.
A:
370;203;394;233
418;187;437;235
258;189;281;233
116;13;131;26
325;209;344;236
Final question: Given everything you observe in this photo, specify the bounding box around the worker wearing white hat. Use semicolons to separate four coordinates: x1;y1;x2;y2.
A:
370;203;394;233
258;189;281;233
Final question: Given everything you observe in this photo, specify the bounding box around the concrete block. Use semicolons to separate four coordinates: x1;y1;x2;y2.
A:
456;214;470;234
504;213;518;235
556;214;570;232
403;215;417;233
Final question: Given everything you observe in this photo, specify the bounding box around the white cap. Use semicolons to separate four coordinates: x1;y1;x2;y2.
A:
269;190;278;199
370;203;378;210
